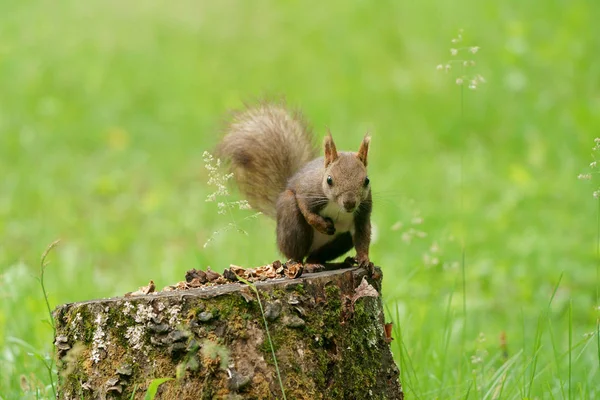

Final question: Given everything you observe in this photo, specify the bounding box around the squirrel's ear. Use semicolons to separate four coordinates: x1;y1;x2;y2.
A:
357;134;371;166
323;131;339;167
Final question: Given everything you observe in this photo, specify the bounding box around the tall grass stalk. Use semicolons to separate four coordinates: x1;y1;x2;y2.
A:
437;32;485;390
568;299;573;400
387;302;420;399
519;307;527;398
597;316;600;371
459;78;467;345
39;240;60;336
37;240;61;399
525;273;563;397
596;198;600;306
459;69;467;327
438;288;455;393
596;196;600;371
482;349;522;400
237;276;286;400
547;295;566;398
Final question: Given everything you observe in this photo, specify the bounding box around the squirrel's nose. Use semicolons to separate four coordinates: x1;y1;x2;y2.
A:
343;199;357;212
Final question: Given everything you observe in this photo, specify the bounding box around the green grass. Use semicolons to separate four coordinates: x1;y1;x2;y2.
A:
1;0;599;398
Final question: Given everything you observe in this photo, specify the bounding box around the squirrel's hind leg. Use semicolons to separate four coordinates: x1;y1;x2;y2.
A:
306;232;353;264
276;189;313;261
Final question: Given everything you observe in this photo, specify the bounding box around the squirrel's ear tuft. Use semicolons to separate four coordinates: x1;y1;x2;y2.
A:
357;134;371;166
323;130;339;167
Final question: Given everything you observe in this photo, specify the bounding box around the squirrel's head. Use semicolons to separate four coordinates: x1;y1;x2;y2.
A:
321;132;371;213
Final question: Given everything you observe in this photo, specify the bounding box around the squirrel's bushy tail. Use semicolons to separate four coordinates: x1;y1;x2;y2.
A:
217;103;317;218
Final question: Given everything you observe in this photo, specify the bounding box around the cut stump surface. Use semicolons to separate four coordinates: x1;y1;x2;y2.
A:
53;266;403;399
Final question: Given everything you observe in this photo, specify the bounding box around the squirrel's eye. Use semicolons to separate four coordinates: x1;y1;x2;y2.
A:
364;176;370;187
327;175;333;186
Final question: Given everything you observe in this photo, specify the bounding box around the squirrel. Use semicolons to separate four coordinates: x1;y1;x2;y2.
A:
217;103;372;270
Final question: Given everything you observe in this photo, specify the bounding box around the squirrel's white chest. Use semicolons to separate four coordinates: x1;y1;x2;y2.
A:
310;202;355;253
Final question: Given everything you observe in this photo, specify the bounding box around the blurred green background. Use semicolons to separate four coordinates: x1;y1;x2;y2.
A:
1;0;599;398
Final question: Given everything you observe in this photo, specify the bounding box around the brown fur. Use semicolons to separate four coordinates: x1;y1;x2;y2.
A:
217;102;317;217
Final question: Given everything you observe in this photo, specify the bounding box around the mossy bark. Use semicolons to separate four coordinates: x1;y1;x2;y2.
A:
53;267;403;399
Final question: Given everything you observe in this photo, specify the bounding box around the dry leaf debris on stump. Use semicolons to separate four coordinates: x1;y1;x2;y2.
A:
122;260;327;296
340;275;381;318
124;280;155;297
122;257;371;297
350;276;380;307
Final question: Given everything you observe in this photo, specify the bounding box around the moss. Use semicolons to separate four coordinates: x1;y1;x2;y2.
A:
79;308;95;343
212;292;253;320
107;305;135;348
307;285;342;340
241;312;252;320
324;284;343;314
189;302;206;319
328;297;385;396
258;322;285;357
57;346;90;393
294;283;306;295
269;287;286;299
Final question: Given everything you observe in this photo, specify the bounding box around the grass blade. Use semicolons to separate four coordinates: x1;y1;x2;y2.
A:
129;384;138;400
568;299;572;400
144;377;174;400
237;275;287;400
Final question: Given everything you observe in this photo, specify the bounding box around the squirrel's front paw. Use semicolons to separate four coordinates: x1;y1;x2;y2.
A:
356;254;373;272
324;218;336;235
316;217;336;235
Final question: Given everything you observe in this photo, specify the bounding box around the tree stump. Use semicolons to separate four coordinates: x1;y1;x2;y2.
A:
53;266;403;399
